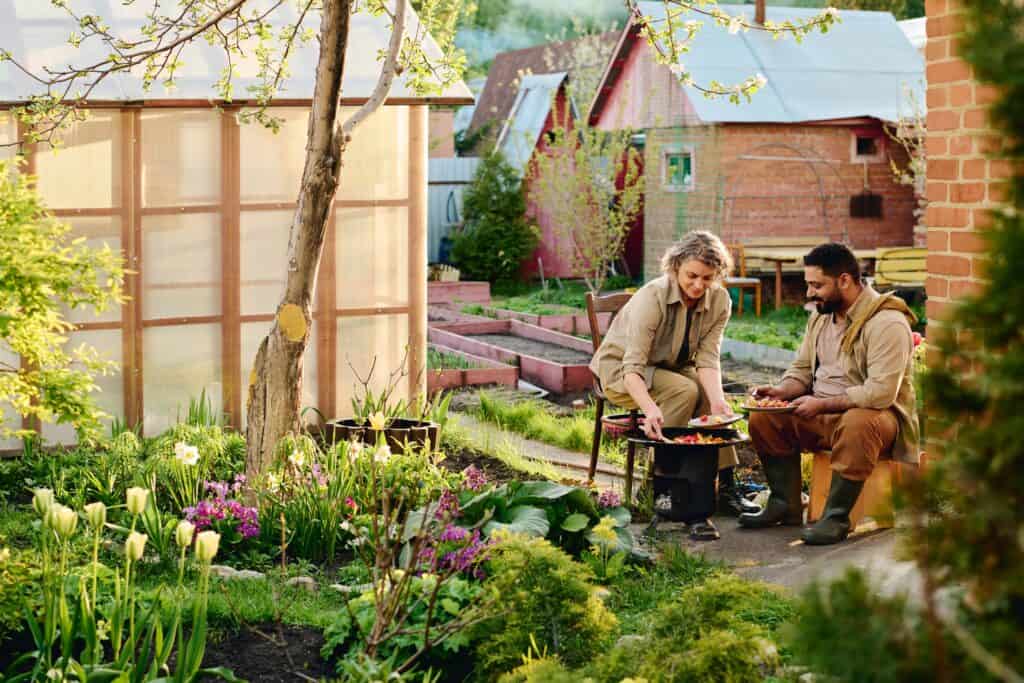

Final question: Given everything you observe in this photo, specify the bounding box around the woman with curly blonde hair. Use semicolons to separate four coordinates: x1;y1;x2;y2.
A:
590;230;754;540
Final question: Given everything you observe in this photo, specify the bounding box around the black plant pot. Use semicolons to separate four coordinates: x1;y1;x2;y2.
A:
323;417;439;453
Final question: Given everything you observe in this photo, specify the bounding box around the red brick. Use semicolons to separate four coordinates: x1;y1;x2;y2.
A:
927;86;948;109
926;276;949;298
950;182;986;203
976;84;1002;106
964;108;989;129
927;230;949;252
928;254;972;277
925;0;947;15
928;60;972;84
972;256;989;278
926;299;950;322
950;231;987;253
928;110;960;131
950;279;985;299
926;135;948;157
989;181;1009;203
977;134;1004;155
927;206;969;228
925;38;948;62
973;208;993;229
962;159;986;179
927;14;963;38
989;159;1013;179
930;158;959;180
949;135;973;156
927;182;949;202
949;83;973;107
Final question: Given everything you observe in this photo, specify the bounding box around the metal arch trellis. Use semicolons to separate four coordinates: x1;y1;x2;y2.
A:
723;141;854;244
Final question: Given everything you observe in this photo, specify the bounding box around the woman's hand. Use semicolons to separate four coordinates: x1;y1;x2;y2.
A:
709;399;734;416
642;404;665;440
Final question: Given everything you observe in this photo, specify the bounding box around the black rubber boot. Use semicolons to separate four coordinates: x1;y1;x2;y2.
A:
738;455;803;528
801;475;865;545
716;467;762;517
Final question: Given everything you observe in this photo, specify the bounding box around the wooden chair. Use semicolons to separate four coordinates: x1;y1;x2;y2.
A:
725;244;762;317
872;247;926;290
808;452;899;530
585;291;641;500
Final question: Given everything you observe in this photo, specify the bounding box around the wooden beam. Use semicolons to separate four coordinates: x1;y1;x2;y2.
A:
317;210;338;421
755;0;766;25
408;105;428;401
221;109;242;430
119;109;137;429
132;110;145;432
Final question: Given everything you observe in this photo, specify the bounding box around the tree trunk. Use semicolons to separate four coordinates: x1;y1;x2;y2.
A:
245;0;351;481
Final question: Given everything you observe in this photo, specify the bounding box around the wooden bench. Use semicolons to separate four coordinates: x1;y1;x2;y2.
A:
725;244;762;317
872;247;926;290
808;452;897;530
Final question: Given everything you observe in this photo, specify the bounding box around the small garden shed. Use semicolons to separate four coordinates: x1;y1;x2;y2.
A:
0;2;472;445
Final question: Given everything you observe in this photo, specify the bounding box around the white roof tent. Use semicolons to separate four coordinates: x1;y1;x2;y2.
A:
0;1;473;105
0;2;472;445
594;2;923;124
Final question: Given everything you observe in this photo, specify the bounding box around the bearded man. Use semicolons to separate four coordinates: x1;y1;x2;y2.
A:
739;243;921;545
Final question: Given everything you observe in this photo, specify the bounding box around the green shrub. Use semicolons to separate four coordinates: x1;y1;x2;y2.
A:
143;424;246;513
0;545;41;642
450;152;538;286
471;533;617;679
497;655;577;683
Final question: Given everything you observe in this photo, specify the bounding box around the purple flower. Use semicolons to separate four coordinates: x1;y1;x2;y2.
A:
461;465;488;491
434;490;461;520
439;524;468;543
185;481;260;541
598;489;622;509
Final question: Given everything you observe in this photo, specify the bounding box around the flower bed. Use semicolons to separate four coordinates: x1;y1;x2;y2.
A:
426;343;519;393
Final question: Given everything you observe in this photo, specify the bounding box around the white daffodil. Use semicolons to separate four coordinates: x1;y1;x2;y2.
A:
174;441;200;466
126;487;149;515
266;472;282;493
287;449;306;469
373;444;392;464
368;411;388;431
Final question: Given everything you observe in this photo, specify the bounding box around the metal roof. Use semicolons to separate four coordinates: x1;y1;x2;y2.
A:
636;2;924;123
0;0;472;104
496;71;568;177
898;18;927;51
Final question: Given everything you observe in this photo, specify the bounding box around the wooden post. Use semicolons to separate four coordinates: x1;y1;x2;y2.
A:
408;106;428;400
221;109;242;429
120;110;140;428
755;0;766;25
132;110;145;432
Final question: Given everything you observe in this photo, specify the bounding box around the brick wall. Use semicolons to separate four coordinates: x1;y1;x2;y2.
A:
924;0;1005;325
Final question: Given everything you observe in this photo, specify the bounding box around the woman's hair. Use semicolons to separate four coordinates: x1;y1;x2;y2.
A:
660;230;734;281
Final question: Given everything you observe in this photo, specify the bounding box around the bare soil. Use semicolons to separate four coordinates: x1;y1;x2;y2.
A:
470;333;591;365
200;624;334;682
439;445;534;485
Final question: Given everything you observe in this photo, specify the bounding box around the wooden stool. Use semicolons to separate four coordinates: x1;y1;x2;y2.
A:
808;452;899;530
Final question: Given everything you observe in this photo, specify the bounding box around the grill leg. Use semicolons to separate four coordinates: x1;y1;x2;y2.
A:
589;397;604;483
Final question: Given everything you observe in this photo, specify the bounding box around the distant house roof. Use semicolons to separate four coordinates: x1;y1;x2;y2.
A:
496;72;569;177
898;17;927;52
0;1;473;105
591;3;924;125
466;32;618;139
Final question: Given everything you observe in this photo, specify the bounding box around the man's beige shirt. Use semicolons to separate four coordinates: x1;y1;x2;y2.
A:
813;314;852;399
782;287;920;464
589;275;731;395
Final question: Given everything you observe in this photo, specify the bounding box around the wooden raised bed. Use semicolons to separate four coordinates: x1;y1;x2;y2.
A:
428;305;493;325
426;343;519;393
428;319;594;394
482;305;611;337
427;281;491;306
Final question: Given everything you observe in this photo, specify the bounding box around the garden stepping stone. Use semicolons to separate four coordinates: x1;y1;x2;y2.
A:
285;576;318;592
210;565;266;581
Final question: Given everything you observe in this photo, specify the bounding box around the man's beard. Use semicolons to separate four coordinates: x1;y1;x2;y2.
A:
810;296;841;314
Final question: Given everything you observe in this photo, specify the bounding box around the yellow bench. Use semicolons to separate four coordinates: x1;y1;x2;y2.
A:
808;452;896;530
872;247;926;289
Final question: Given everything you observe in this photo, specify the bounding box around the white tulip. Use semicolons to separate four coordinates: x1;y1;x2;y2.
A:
33;488;54;517
84;502;107;529
175;520;196;548
125;531;148;561
126;487;149;515
195;530;220;563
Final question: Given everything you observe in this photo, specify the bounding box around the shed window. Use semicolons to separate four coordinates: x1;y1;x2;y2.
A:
663;150;694;191
856;136;878;156
851;132;884;162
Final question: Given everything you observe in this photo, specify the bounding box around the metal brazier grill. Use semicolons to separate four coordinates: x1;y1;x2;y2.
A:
628;427;750;523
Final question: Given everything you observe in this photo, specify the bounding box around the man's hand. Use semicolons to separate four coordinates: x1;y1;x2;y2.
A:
709;399;734;416
753;379;807;402
642;404;665;440
752;385;785;400
791;395;827;419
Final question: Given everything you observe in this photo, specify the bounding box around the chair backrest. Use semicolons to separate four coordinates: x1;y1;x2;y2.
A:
725;243;746;277
584;291;633;352
874;247;926;287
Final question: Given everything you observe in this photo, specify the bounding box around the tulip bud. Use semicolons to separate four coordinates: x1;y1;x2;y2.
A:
175;520;195;548
50;504;79;539
125;531;148;561
32;488;54;518
126;487;149;515
84;502;107;529
194;530;220;563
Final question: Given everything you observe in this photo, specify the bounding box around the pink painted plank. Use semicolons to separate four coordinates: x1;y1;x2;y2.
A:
509;319;593;353
427;281;491;305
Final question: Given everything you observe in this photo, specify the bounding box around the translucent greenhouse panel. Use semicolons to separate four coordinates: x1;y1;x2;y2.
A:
142;324;222;435
0;112;17;163
41;329;124;445
240;321;319;428
337;106;408;201
336;314;409;417
335;207;409;308
240;210;290;316
63;216;123;325
142;213;222;319
0;344;21;451
239;109;309;203
141;110;221;208
35;111;124;210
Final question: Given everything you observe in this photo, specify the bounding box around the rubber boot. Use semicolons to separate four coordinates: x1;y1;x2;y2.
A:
801;475;865;545
716;467;762;517
738;455;803;528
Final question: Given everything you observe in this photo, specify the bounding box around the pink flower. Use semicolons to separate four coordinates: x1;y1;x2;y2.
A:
912;332;923;348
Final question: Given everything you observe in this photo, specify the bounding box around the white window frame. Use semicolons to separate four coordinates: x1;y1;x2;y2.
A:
662;145;695;192
851;132;885;163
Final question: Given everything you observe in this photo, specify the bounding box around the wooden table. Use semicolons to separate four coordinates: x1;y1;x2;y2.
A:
744;247;878;310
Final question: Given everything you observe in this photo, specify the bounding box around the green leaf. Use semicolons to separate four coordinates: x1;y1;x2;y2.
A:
440;597;461;615
510;481;575;503
560;513;589;533
483;505;549;538
606;505;632;528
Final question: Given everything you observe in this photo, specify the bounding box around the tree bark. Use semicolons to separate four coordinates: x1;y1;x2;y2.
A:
245;0;351;481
